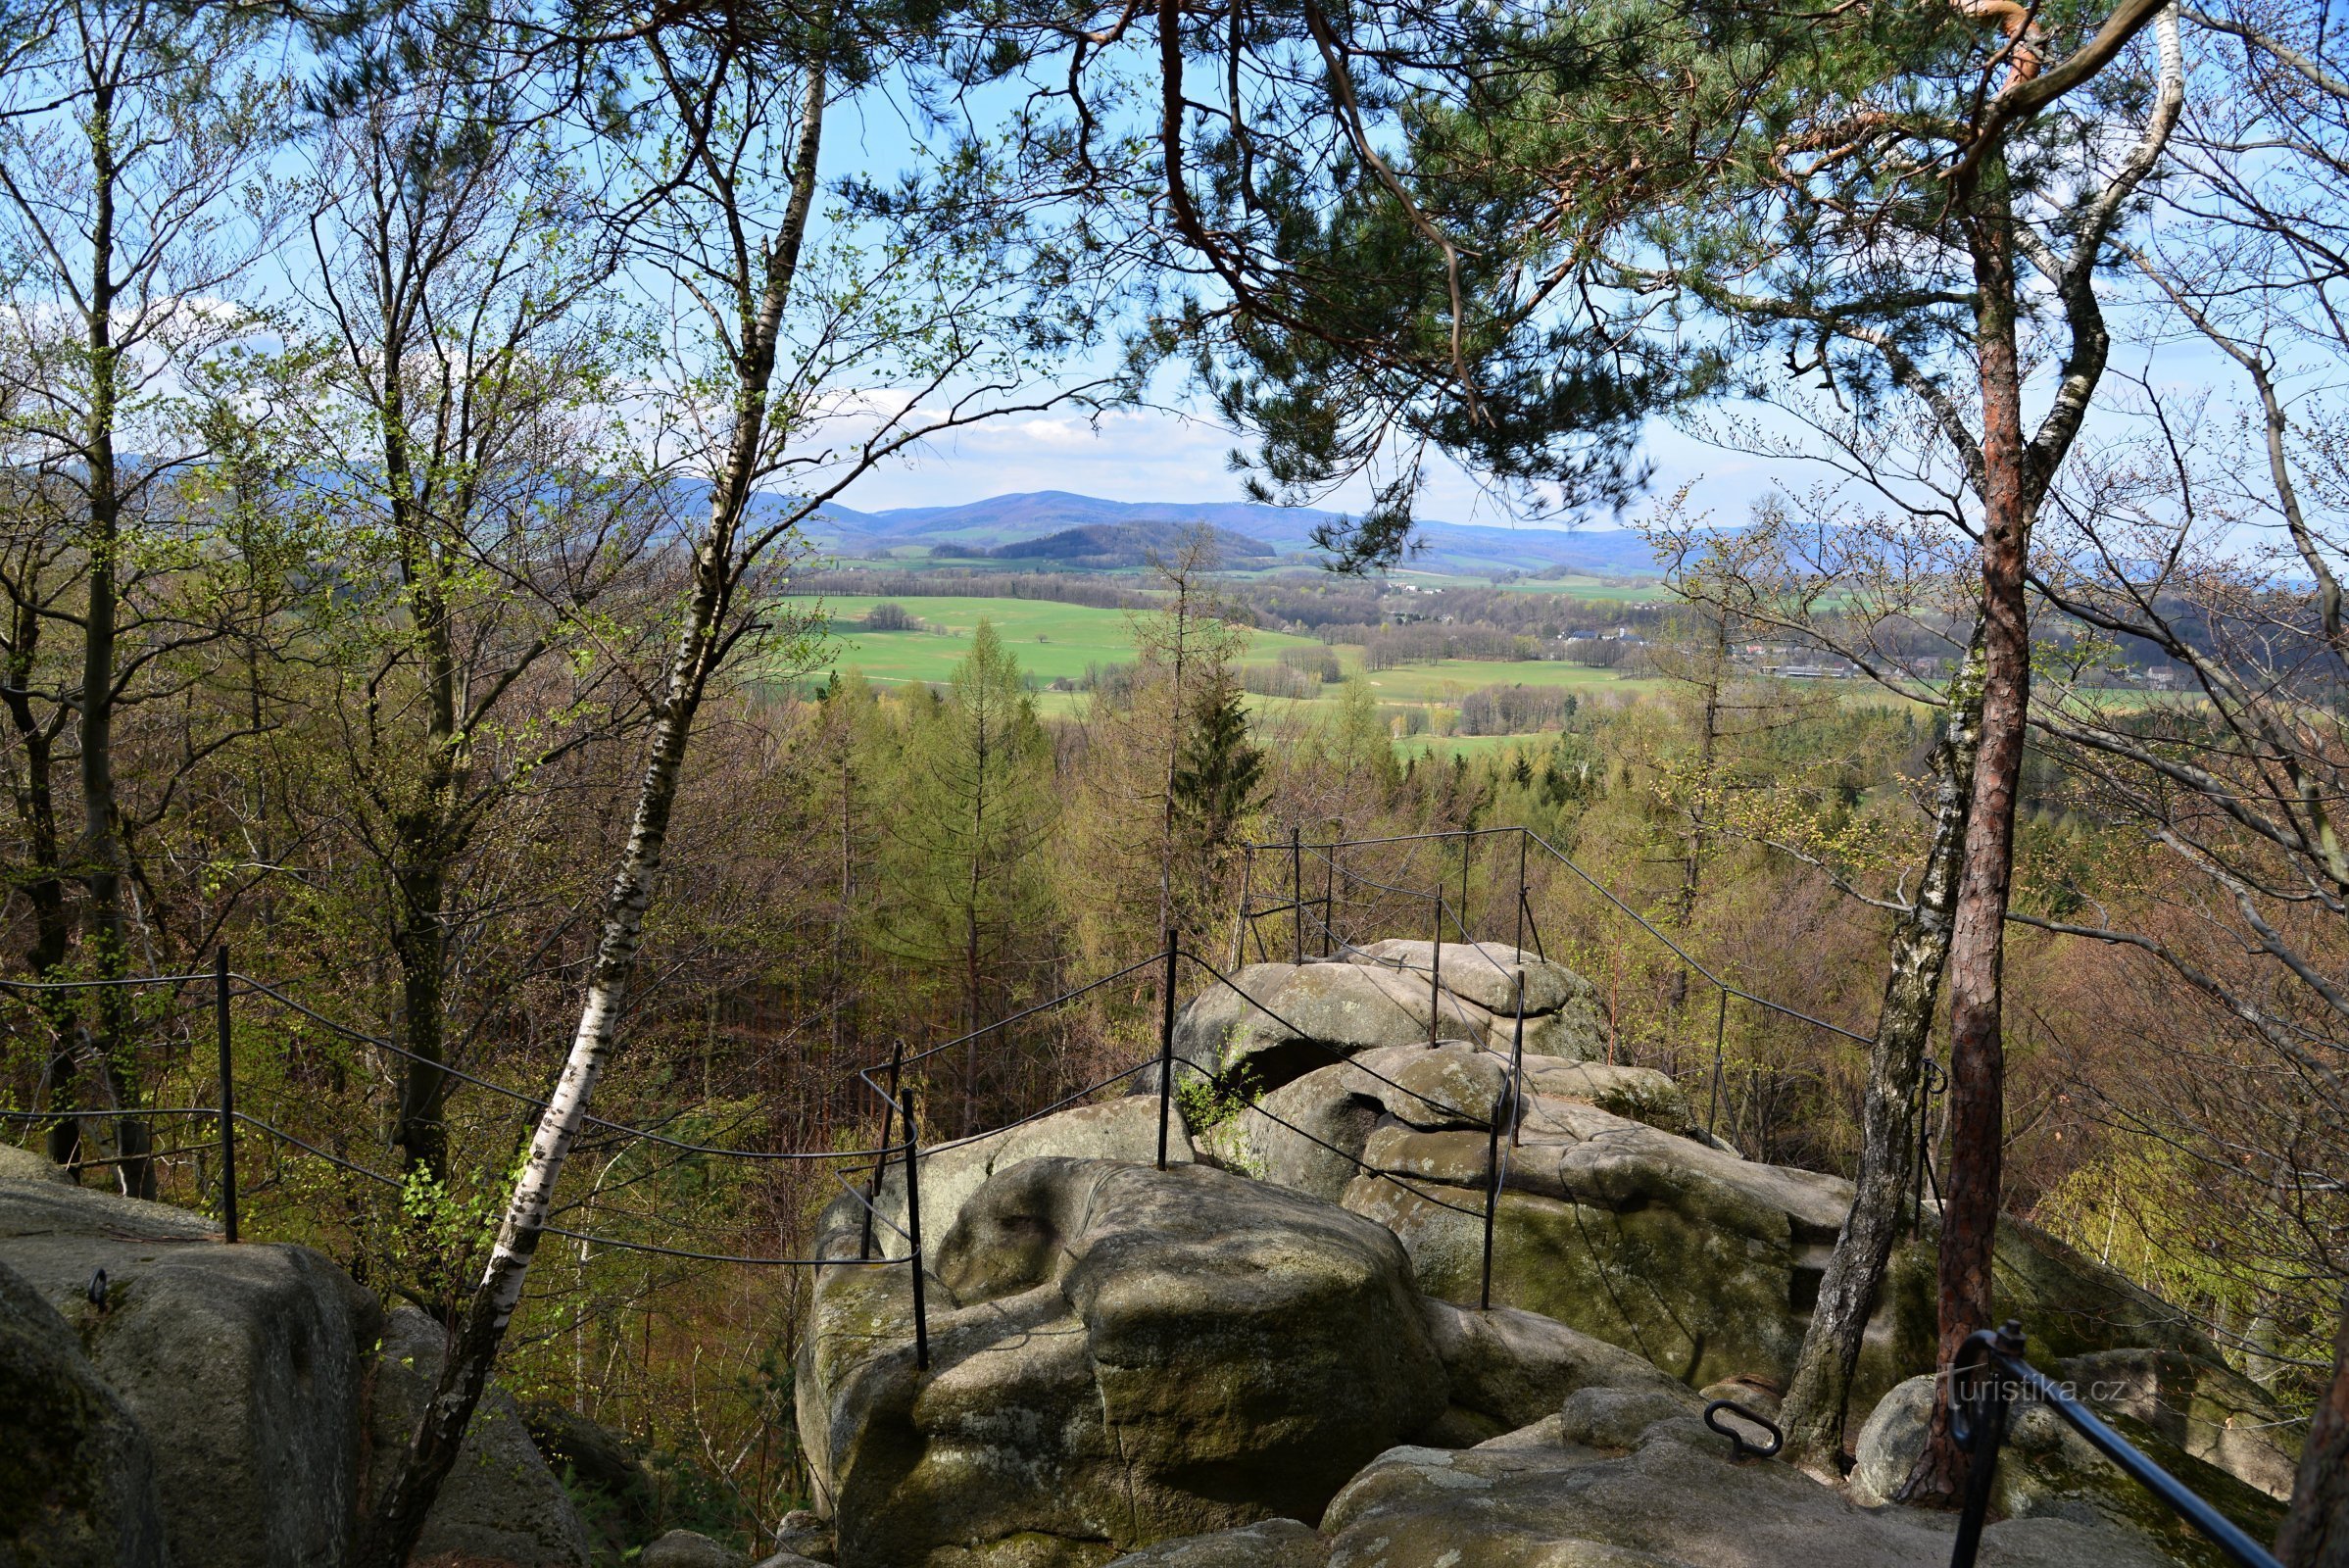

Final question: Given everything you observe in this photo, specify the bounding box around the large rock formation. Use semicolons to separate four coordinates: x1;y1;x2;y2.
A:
1185;1026;2297;1496
1097;1387;2240;1567
798;1154;1688;1568
1126;1396;2184;1568
367;1307;594;1568
1158;944;1605;1096
0;1171;379;1568
0;1256;168;1568
0;1157;591;1568
800;1157;1451;1566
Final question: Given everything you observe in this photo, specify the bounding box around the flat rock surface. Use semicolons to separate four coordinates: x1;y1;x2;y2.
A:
1319;1422;2185;1568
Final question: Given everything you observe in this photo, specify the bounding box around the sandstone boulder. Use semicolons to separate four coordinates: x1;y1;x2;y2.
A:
769;1509;835;1563
1312;1082;2295;1496
367;1306;593;1568
1159;948;1605;1102
0;1172;379;1568
1100;1518;1326;1568
798;1157;1450;1568
1423;1298;1698;1443
0;1143;71;1185
1850;1374;2284;1566
642;1528;748;1568
0;1255;168;1568
1319;1415;2184;1568
861;1097;1195;1258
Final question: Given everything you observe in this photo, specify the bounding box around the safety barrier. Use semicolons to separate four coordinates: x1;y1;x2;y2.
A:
1946;1320;2280;1568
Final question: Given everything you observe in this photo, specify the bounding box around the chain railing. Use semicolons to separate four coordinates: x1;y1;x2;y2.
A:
0;925;1538;1372
0;861;2285;1562
1234;824;1884;1158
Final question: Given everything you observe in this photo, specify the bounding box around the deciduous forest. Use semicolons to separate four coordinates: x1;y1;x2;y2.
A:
2;0;2345;1561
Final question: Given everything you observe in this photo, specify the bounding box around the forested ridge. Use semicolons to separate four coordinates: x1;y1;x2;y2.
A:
1;0;2346;1560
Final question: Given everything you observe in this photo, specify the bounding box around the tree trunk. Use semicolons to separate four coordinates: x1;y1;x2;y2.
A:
2278;1289;2349;1567
1779;629;1983;1474
354;51;831;1568
5;610;81;1165
391;870;452;1184
73;76;149;1200
1903;176;2033;1505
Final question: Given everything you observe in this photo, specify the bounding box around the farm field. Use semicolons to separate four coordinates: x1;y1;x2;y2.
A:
1352;658;1666;703
1397;732;1577;760
790;592;1954;743
788;594;1326;687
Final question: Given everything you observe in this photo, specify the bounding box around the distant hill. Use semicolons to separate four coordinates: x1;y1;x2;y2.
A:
804;491;1668;577
981;522;1276;569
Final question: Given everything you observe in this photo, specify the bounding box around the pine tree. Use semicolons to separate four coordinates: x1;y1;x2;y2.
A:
875;620;1056;1128
1171;667;1265;923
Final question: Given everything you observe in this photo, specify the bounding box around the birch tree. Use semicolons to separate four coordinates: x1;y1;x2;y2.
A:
357;4;1106;1554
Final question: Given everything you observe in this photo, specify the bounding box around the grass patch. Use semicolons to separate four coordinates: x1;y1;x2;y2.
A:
784;594;1324;687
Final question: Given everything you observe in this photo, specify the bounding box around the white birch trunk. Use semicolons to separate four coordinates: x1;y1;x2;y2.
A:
358;51;831;1568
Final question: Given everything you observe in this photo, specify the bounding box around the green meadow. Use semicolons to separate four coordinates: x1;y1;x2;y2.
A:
789;594;1327;687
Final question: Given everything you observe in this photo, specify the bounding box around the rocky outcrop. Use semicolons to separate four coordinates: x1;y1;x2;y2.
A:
0;1256;168;1568
0;1173;379;1568
801;1157;1451;1567
1160;945;1604;1098
1308;1406;2182;1568
1851;1375;2286;1565
0;1160;592;1568
861;1097;1196;1258
1097;1519;1326;1568
1187;1033;2296;1496
641;1529;747;1568
1104;1393;2194;1568
367;1307;593;1568
801;1149;1754;1568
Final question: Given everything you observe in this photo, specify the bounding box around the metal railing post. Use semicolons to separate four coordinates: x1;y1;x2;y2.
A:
1482;970;1524;1311
1706;986;1729;1140
1428;895;1443;1048
1232;848;1253;970
1480;1108;1501;1311
1291;825;1303;964
902;1088;929;1371
1515;829;1527;954
216;945;237;1244
1322;844;1336;957
861;1038;905;1261
1949;1320;2024;1568
1509;970;1526;1150
1156;929;1178;1170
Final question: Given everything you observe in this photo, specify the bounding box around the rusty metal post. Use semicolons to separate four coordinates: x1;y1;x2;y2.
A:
1429;895;1443;1047
1156;929;1178;1170
216;945;237;1243
902;1088;929;1371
